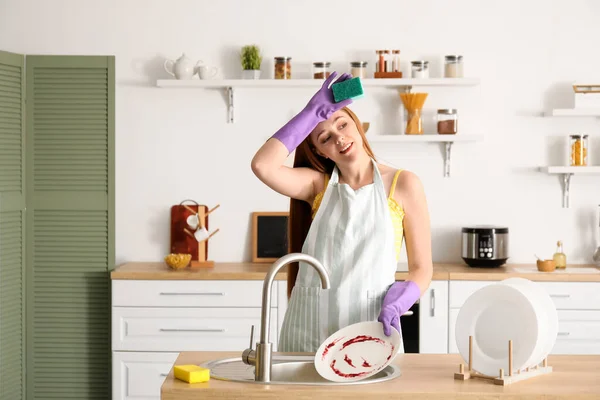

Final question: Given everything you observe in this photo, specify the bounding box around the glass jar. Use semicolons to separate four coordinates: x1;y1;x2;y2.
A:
391;50;401;72
444;55;464;78
436;109;458;134
312;62;331;79
376;50;386;73
569;134;588;166
350;61;368;78
411;61;429;78
274;57;291;79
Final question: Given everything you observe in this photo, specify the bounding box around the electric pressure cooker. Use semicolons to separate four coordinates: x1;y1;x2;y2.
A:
461;225;509;268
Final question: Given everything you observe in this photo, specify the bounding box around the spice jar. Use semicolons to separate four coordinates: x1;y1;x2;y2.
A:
411;61;429;78
444;55;464;78
376;50;386;73
350;61;368;78
391;50;401;72
569;134;588;166
436;109;458;134
274;57;291;79
312;62;331;79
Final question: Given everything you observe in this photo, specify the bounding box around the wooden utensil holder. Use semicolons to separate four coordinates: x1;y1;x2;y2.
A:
170;200;220;268
454;336;552;386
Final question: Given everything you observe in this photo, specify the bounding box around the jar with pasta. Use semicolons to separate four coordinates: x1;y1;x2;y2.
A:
274;57;291;79
569;134;588;166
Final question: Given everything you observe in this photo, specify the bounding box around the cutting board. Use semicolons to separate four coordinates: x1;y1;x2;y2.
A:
170;203;214;267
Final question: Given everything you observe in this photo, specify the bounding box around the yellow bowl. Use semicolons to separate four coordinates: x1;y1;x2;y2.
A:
536;259;556;272
165;253;192;269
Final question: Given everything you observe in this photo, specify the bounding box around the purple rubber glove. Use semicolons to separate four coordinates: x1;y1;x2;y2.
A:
271;71;354;153
378;281;421;336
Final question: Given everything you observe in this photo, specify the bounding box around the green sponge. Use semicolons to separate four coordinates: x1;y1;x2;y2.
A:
332;77;364;103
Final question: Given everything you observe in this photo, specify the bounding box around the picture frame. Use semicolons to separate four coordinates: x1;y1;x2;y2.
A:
251;211;289;263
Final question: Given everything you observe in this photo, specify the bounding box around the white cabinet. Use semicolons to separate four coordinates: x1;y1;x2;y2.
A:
448;280;600;355
418;280;449;354
111;279;288;400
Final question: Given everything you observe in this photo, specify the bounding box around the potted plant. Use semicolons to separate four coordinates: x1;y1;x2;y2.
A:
240;45;262;79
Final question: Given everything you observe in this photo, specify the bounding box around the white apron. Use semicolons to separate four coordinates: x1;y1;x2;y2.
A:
278;158;401;352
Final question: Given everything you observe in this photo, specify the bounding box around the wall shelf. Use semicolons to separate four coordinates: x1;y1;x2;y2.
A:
546;108;600;117
540;166;600;208
156;77;480;123
368;134;483;177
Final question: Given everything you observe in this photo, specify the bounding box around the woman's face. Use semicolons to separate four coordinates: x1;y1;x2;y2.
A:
309;110;363;163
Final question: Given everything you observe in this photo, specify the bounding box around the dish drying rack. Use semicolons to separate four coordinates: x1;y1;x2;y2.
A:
453;336;552;386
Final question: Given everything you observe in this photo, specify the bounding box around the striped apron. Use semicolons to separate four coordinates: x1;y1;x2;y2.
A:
278;158;402;353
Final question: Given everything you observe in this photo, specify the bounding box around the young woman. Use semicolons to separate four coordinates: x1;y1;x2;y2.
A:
251;72;433;352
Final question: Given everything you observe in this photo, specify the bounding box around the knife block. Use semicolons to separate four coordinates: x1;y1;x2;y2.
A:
170;201;217;268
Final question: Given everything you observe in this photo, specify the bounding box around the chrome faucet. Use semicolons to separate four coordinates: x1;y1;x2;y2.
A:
241;253;331;383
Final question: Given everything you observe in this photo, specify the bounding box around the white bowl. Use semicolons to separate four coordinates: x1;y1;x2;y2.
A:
455;282;542;376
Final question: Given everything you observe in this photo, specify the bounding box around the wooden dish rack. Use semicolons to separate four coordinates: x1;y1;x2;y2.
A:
453;336;552;386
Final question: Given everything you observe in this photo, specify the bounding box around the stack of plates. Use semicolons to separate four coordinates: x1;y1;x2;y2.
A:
455;277;558;377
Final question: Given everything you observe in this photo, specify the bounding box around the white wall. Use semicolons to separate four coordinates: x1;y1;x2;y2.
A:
1;0;599;266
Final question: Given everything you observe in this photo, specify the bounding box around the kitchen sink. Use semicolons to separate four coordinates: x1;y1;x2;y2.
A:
201;354;401;386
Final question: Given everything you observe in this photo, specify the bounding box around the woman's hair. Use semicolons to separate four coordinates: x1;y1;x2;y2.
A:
286;107;376;297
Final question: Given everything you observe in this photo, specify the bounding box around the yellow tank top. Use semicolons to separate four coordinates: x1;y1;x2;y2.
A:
311;169;405;260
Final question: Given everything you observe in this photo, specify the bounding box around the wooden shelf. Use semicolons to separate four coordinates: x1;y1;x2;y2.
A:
367;134;482;177
540;166;600;208
156;77;480;89
546;108;600;117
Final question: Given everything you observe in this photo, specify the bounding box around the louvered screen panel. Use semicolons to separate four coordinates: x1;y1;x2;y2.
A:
0;50;25;400
26;56;114;400
0;211;24;400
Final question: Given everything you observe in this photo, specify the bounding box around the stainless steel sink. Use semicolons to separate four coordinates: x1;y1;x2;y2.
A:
201;354;401;386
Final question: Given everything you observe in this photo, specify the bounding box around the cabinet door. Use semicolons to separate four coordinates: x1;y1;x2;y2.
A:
0;49;26;400
419;280;449;354
25;55;115;400
112;352;179;400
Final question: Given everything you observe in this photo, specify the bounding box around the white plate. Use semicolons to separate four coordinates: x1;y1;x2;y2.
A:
501;278;558;367
314;321;401;382
455;282;540;377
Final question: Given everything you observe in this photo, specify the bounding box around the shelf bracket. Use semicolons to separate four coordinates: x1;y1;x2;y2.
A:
560;173;572;208
226;86;234;123
444;142;453;177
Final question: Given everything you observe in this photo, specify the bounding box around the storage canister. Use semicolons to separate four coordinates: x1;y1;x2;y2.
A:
569;134;588;166
350;61;368;78
411;61;429;78
274;57;291;79
313;62;331;79
437;109;458;134
444;55;464;78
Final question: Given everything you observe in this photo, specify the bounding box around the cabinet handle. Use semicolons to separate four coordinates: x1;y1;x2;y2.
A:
557;332;570;336
159;292;225;296
160;373;168;377
550;294;570;298
430;289;436;317
159;328;225;332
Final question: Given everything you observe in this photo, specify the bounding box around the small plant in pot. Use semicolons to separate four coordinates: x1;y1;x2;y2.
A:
240;45;262;79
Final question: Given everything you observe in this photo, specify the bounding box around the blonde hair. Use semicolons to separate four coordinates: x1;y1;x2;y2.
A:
286;107;376;297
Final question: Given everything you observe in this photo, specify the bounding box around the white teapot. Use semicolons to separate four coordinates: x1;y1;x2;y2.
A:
164;53;203;80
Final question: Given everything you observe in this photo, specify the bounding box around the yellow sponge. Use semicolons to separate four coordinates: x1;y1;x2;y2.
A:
174;365;210;383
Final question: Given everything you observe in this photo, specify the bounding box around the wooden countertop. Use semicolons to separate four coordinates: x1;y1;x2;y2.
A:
161;352;600;399
111;261;600;282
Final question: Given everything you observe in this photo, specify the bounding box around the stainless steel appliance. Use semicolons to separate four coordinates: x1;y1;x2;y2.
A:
461;225;509;268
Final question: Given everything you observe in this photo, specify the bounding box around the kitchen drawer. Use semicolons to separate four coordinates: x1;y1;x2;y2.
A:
112;307;278;352
112;280;276;308
448;309;600;355
449;280;600;310
112;351;178;400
